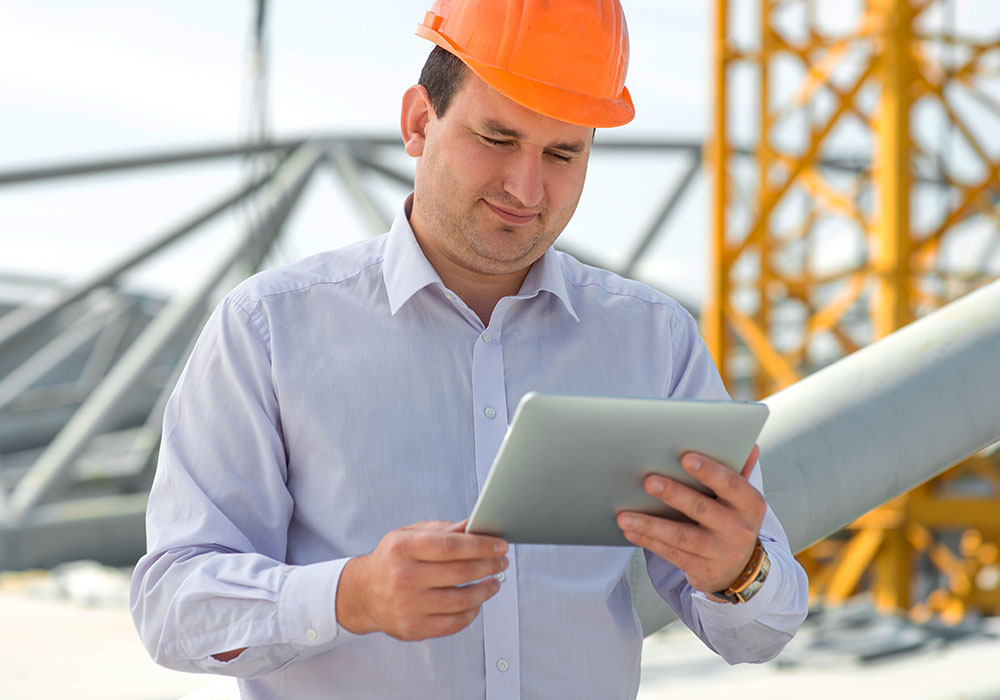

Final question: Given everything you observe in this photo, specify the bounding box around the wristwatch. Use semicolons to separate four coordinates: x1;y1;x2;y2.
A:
713;538;771;604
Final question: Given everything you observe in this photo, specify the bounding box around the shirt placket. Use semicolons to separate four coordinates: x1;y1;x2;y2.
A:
471;299;521;700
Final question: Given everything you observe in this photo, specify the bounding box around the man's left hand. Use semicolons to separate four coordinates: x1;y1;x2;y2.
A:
616;446;765;598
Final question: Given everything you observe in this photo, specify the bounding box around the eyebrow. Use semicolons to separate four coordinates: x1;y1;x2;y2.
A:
479;119;588;155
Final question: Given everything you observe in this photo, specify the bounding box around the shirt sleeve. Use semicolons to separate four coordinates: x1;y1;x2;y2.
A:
129;297;359;678
642;307;809;664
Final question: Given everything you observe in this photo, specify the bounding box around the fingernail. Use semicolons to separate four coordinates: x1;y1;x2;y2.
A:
500;556;509;568
648;477;664;493
684;456;701;471
495;541;507;554
621;515;637;529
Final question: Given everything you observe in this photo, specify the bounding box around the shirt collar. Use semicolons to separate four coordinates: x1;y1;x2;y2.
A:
516;245;579;322
383;196;445;316
383;195;579;322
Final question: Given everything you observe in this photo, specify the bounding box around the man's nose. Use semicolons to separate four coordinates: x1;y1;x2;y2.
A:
503;150;544;210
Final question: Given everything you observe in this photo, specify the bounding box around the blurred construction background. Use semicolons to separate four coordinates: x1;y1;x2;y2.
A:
705;0;1000;625
1;0;999;698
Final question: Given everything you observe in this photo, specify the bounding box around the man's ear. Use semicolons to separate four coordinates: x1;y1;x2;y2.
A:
401;85;433;158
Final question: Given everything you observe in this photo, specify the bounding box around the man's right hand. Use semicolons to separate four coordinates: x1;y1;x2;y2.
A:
335;520;509;641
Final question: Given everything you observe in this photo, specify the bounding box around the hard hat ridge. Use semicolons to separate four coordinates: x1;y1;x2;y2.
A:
416;0;634;128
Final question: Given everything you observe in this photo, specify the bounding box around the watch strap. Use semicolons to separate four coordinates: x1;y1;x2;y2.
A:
713;538;770;604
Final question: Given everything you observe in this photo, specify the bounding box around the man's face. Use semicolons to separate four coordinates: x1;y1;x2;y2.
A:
405;71;593;280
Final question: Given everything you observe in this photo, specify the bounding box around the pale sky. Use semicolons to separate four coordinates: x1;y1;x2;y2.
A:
0;0;715;304
1;1;996;304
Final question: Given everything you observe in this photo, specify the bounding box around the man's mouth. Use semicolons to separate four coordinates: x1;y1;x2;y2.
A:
484;201;538;225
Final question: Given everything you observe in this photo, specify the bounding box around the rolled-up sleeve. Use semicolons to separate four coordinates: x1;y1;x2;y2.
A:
130;297;358;677
643;307;809;664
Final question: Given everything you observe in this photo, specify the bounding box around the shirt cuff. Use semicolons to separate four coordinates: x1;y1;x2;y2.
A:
690;542;781;628
278;557;362;649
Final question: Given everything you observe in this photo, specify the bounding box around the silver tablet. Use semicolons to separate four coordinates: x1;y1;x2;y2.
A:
465;392;768;546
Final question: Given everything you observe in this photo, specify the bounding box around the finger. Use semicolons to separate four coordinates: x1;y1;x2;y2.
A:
391;607;484;642
401;520;460;532
678;453;767;530
421;607;484;638
622;526;743;593
680;452;761;508
740;445;760;480
617;512;711;558
425;577;501;614
407;530;508;563
641;475;731;531
420;555;509;588
619;526;710;573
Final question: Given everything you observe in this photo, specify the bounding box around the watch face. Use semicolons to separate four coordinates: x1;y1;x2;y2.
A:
738;550;771;603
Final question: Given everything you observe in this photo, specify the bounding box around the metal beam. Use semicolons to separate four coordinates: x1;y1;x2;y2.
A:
0;169;276;353
0;493;148;570
872;0;914;338
0;133;948;193
630;278;1000;635
0;135;397;188
0;300;128;413
0;141;296;187
3;144;327;522
622;156;701;278
327;145;391;235
761;281;1000;551
351;153;415;189
704;0;730;387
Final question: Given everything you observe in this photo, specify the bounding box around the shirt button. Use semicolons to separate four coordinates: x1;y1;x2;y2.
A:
481;331;491;343
306;627;318;640
496;571;506;583
496;658;509;672
484;406;496;419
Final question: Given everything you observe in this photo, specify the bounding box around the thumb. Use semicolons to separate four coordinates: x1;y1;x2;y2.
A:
446;519;469;533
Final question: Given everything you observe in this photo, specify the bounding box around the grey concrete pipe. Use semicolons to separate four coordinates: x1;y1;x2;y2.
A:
631;278;1000;636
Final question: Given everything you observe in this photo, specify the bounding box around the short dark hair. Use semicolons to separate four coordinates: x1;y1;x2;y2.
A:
418;46;469;117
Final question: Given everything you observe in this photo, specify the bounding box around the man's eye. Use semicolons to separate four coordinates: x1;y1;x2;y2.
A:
480;135;512;147
547;152;573;163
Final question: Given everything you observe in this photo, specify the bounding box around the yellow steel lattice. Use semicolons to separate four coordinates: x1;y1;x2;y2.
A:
705;0;1000;618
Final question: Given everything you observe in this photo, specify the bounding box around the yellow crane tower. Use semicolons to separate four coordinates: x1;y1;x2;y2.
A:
704;0;1000;621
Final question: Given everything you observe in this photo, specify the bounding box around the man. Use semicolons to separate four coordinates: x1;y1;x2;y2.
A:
131;2;808;698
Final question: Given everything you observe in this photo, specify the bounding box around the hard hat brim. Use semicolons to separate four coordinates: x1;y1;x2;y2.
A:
416;24;635;129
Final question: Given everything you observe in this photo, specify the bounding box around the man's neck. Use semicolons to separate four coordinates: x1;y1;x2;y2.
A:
418;241;529;326
406;196;534;326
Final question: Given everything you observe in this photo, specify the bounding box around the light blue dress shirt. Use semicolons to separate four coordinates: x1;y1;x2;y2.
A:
131;198;808;700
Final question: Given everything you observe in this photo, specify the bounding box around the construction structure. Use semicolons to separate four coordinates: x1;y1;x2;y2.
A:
0;0;998;632
704;0;1000;620
0;133;706;570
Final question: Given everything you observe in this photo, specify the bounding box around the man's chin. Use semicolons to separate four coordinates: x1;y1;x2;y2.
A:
467;248;544;275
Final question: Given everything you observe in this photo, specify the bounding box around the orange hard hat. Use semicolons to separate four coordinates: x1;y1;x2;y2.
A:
415;0;634;128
